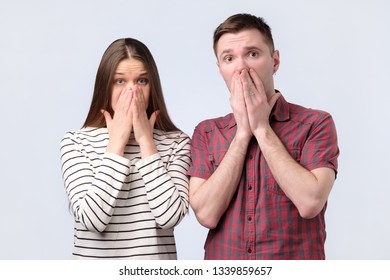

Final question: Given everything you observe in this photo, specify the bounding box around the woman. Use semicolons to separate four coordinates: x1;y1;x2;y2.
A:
60;38;191;259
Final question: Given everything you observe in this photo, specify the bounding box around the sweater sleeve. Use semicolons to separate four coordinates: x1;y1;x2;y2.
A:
134;134;191;229
60;132;130;232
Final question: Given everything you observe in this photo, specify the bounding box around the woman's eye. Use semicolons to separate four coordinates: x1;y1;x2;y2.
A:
138;78;148;85
116;79;125;85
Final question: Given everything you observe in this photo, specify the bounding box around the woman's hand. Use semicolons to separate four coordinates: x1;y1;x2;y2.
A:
102;85;134;156
131;86;159;158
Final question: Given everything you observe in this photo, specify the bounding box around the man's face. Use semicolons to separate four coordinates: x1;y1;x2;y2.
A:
216;28;279;96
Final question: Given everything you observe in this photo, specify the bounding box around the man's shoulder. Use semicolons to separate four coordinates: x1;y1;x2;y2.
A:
195;113;234;132
287;101;333;123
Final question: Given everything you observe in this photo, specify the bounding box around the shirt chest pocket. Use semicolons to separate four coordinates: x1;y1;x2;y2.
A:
262;146;302;196
287;146;302;163
207;149;228;173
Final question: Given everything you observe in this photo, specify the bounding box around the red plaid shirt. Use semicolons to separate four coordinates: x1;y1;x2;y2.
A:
188;94;339;259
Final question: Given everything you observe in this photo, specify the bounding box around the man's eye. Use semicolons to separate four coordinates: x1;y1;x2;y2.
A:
248;51;258;57
224;56;233;62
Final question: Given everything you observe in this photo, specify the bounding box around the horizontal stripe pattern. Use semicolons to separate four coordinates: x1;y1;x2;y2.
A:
60;127;191;259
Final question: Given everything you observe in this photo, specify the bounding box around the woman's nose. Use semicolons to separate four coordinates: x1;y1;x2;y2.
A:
126;82;134;89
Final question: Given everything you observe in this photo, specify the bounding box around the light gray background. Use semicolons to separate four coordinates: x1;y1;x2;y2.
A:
1;0;389;259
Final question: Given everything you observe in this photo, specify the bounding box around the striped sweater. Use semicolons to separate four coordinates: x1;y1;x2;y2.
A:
60;127;191;259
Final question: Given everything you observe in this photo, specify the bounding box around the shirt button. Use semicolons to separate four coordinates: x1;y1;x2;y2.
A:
248;185;252;191
248;155;253;160
248;216;252;221
248;248;252;253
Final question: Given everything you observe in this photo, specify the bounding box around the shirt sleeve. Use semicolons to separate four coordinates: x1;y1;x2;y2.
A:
187;123;213;179
60;132;130;233
134;134;191;229
300;113;339;175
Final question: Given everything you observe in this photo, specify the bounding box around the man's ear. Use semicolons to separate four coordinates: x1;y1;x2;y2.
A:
273;50;280;74
216;60;222;75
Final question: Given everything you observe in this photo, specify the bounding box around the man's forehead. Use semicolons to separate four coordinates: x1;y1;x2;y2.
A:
216;30;268;54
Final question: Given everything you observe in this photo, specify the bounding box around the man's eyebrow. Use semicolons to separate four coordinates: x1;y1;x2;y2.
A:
219;48;233;57
219;46;262;56
243;46;262;51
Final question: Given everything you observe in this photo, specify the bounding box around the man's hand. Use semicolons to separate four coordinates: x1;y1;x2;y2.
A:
229;71;253;141
241;68;280;135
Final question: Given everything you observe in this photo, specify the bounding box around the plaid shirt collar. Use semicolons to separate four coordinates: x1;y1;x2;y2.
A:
271;91;290;122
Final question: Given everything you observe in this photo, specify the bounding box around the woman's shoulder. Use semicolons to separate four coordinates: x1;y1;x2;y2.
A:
61;127;109;144
153;129;190;143
154;129;189;137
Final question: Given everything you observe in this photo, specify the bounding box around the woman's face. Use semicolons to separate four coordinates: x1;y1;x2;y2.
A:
111;58;150;112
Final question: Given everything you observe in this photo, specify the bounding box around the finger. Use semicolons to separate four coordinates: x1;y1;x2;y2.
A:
131;88;145;120
240;69;254;99
118;84;130;101
149;110;159;129
123;86;134;110
249;68;265;95
130;90;139;117
115;86;133;116
134;87;145;109
269;91;281;108
230;72;241;95
229;72;237;95
101;109;112;127
241;70;257;107
235;72;246;100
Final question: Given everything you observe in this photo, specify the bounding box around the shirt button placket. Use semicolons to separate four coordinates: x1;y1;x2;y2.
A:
246;153;255;259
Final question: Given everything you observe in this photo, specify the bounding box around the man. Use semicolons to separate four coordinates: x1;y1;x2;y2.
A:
188;13;339;259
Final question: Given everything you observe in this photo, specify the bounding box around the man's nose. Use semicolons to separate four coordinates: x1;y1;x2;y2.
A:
236;57;249;72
